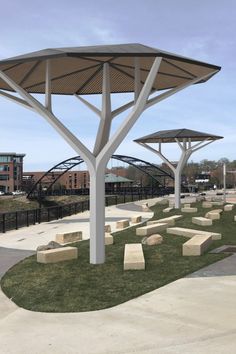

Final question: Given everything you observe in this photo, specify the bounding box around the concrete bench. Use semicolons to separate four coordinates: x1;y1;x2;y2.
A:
163;207;173;213
116;219;130;229
105;233;113;245
181;207;198;213
124;243;145;270
104;224;111;233
147;215;183;227
212;201;224;206
205;212;220;220
136;223;168;236
37;247;78;264
167;227;221;240
234;216;236;221
182;234;212;256
202;202;213;208
192;217;212;226
131;215;142;223
183;203;191;208
55;231;82;244
224;204;234;211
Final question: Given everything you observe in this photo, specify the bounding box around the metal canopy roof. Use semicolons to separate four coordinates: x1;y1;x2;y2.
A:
134;128;223;143
0;43;220;95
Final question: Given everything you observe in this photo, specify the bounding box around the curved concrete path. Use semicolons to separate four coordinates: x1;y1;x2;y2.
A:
1;197;236;353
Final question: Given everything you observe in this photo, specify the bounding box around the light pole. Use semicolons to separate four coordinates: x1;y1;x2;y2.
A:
223;163;226;203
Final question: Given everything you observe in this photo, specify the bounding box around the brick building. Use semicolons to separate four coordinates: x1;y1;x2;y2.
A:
0;152;25;193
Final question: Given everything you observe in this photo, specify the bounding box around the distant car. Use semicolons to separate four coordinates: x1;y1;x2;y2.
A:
0;191;4;196
12;190;25;195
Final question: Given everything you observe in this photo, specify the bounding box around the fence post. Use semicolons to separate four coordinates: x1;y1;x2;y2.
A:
15;212;18;230
26;210;29;227
2;213;5;233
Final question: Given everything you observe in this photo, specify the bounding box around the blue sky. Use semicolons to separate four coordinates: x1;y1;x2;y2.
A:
0;0;235;171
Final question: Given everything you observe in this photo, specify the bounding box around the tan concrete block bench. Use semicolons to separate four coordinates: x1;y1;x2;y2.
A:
136;223;168;236
202;202;213;208
56;231;82;244
37;247;78;264
167;227;221;240
181;207;198;213
212;201;224;206
147;215;183;227
131;215;142;224
104;224;111;233
124;243;145;270
163;207;173;213
224;204;234;211
105;233;113;245
192;217;212;226
205;212;220;220
116;219;130;229
182;234;212;256
234;216;236;221
183;203;191;208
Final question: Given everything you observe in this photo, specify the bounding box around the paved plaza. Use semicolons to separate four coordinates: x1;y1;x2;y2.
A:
0;196;236;353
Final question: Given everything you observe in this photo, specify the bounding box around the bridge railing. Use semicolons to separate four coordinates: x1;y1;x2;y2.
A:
0;191;169;233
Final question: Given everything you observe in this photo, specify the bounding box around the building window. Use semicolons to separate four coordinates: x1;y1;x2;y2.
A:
0;165;9;172
0;174;9;180
0;156;11;163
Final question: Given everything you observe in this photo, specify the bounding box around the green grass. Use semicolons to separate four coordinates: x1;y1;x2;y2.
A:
1;201;234;313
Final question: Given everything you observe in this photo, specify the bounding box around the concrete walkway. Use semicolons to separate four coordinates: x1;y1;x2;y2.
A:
0;196;236;353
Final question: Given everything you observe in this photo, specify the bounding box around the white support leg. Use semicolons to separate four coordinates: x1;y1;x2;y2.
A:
174;171;181;209
89;162;106;264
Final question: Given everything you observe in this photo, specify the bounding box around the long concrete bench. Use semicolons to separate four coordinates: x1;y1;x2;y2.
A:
136;223;168;236
124;243;145;270
192;217;212;226
234;216;236;221
224;204;234;211
205;212;220;220
163;207;173;213
183;203;191;208
182;234;212;256
181;207;198;213
56;231;82;244
167;227;221;240
116;219;130;229
147;215;183;227
202;202;213;208
37;246;78;264
131;215;142;223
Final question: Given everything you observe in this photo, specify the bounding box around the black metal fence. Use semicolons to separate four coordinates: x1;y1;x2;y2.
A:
0;192;167;234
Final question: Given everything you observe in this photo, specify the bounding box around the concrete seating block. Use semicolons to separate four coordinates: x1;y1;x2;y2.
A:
55;231;82;244
192;217;212;226
116;219;130;229
183;203;191;208
224;204;234;211
104;224;111;233
234;216;236;221
202;202;213;208
105;233;113;245
182;234;212;256
163;207;173;213
136;223;168;236
131;215;142;224
124;243;145;270
205;212;220;220
181;207;198;213
212;201;224;206
142;234;163;246
37;247;78;264
167;227;221;240
147;215;183;227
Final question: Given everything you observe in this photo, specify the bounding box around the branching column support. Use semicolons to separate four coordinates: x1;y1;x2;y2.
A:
0;61;217;264
137;138;214;209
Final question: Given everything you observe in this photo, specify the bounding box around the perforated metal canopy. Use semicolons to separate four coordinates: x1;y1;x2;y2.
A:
0;43;220;95
134;128;223;143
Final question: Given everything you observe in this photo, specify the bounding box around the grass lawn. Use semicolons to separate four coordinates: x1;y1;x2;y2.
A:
1;201;235;313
